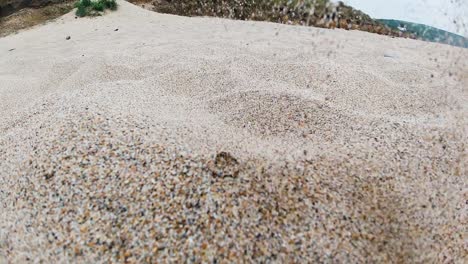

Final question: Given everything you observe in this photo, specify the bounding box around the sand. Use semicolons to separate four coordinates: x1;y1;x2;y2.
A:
0;1;467;262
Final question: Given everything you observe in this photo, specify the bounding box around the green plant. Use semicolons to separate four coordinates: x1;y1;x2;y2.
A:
91;0;105;11
76;4;87;17
74;0;117;17
103;0;117;10
76;0;91;8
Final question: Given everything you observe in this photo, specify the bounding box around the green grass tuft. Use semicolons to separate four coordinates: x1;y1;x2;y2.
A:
74;0;117;17
91;0;105;11
75;4;88;17
103;0;117;10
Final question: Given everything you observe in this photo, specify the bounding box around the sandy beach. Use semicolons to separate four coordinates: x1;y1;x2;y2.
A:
1;1;467;262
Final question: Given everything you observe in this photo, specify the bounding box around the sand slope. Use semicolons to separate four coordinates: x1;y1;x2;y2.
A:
1;1;467;262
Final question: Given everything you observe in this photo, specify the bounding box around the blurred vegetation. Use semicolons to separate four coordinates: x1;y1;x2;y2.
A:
157;0;342;25
74;0;117;17
378;19;468;48
155;0;324;24
0;1;74;37
152;0;412;37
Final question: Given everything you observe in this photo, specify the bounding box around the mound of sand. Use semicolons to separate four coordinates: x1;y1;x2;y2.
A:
0;1;467;262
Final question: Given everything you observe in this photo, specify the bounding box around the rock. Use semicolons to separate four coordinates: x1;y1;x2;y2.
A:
114;28;119;31
66;36;70;40
208;152;240;178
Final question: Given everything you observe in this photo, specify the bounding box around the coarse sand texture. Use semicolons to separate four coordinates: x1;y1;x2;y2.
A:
0;1;467;262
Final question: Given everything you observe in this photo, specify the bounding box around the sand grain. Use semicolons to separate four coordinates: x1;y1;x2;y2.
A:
1;1;467;262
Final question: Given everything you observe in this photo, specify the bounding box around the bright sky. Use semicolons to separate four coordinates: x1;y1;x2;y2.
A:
341;0;468;36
